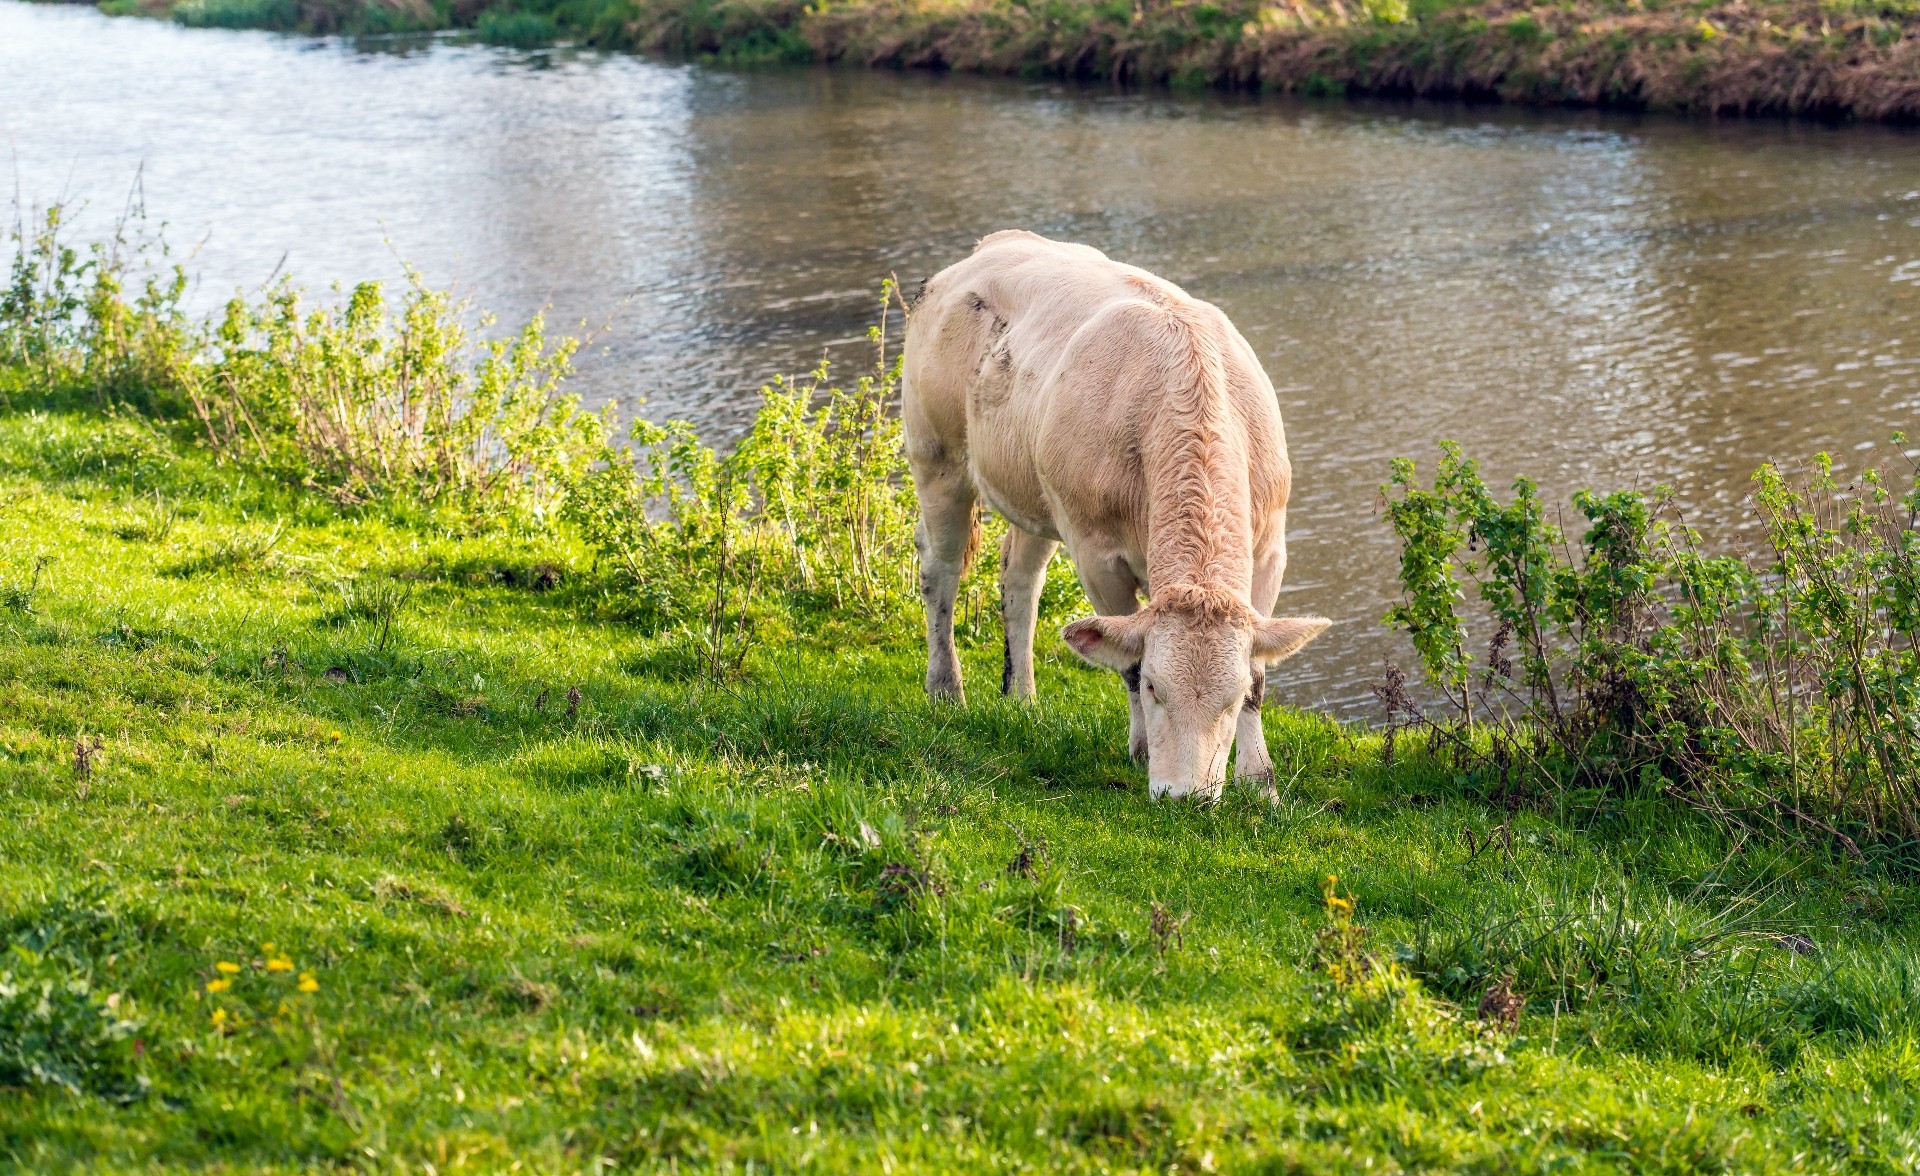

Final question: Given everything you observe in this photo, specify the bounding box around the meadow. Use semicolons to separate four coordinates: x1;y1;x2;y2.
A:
2;213;1919;1171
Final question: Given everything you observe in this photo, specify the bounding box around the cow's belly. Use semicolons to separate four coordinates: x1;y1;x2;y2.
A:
961;371;1060;539
975;478;1060;540
966;429;1060;541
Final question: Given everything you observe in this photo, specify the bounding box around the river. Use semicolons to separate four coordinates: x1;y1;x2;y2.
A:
6;0;1920;716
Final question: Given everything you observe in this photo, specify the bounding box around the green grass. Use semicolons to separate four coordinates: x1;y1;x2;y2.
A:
3;407;1919;1172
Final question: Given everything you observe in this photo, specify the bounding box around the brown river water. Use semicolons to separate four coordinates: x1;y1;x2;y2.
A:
6;1;1920;716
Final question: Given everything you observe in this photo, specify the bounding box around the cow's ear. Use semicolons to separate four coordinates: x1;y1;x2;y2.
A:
1250;616;1331;662
1061;613;1150;671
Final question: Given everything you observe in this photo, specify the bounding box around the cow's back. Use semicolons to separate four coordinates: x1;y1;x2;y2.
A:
902;231;1288;555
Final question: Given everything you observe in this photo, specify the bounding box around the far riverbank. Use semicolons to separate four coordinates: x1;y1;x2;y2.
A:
109;0;1920;121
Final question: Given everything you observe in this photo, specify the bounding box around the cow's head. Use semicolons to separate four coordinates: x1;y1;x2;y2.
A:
1063;596;1328;800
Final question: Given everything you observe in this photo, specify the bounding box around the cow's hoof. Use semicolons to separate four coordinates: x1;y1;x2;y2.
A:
926;679;966;705
1238;768;1276;801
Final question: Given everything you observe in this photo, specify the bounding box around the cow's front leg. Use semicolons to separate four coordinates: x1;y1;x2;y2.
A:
1076;553;1149;767
1241;533;1287;801
1234;668;1277;801
1122;662;1149;766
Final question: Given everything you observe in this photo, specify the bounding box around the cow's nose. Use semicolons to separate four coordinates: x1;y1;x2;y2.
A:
1148;778;1191;801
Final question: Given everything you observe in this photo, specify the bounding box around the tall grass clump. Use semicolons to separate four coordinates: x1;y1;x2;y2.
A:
1379;441;1920;852
2;204;609;520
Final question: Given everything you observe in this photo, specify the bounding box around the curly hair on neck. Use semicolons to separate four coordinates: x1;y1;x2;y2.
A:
1150;581;1256;626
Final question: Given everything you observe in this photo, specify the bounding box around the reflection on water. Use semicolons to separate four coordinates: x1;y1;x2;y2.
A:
6;1;1920;715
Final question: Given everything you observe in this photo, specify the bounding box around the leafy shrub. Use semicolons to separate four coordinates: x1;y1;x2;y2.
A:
191;274;610;515
565;285;936;671
1;207;88;385
565;283;1086;666
6;206;611;521
1379;441;1920;847
11;210;1091;656
2;205;195;416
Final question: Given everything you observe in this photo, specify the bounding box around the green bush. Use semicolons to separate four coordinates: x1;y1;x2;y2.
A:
172;0;302;28
1;206;194;417
1380;442;1920;849
192;274;610;514
563;299;922;673
4;207;610;521
476;7;562;43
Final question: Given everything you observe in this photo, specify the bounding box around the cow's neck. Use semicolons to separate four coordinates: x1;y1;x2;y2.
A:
1139;388;1253;611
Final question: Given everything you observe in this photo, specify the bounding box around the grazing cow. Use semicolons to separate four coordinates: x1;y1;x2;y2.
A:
902;230;1329;801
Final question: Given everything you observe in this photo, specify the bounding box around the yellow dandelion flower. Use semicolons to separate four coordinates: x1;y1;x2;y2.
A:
329;731;342;743
215;961;241;975
211;1008;228;1026
261;942;277;953
265;956;294;973
277;1000;291;1016
1695;18;1718;37
206;978;231;993
297;973;319;993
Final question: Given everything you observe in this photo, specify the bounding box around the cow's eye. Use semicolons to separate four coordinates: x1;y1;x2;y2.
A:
1144;681;1158;702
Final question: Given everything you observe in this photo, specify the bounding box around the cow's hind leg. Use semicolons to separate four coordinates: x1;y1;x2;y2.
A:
915;465;979;703
998;527;1059;700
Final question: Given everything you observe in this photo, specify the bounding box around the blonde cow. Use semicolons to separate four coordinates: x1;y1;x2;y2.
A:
902;230;1330;801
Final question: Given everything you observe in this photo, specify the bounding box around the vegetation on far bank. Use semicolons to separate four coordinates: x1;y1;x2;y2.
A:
85;0;1920;121
3;207;1919;1169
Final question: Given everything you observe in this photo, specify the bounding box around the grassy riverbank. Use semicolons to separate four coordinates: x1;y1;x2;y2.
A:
96;0;1920;120
2;222;1920;1170
5;407;1920;1172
